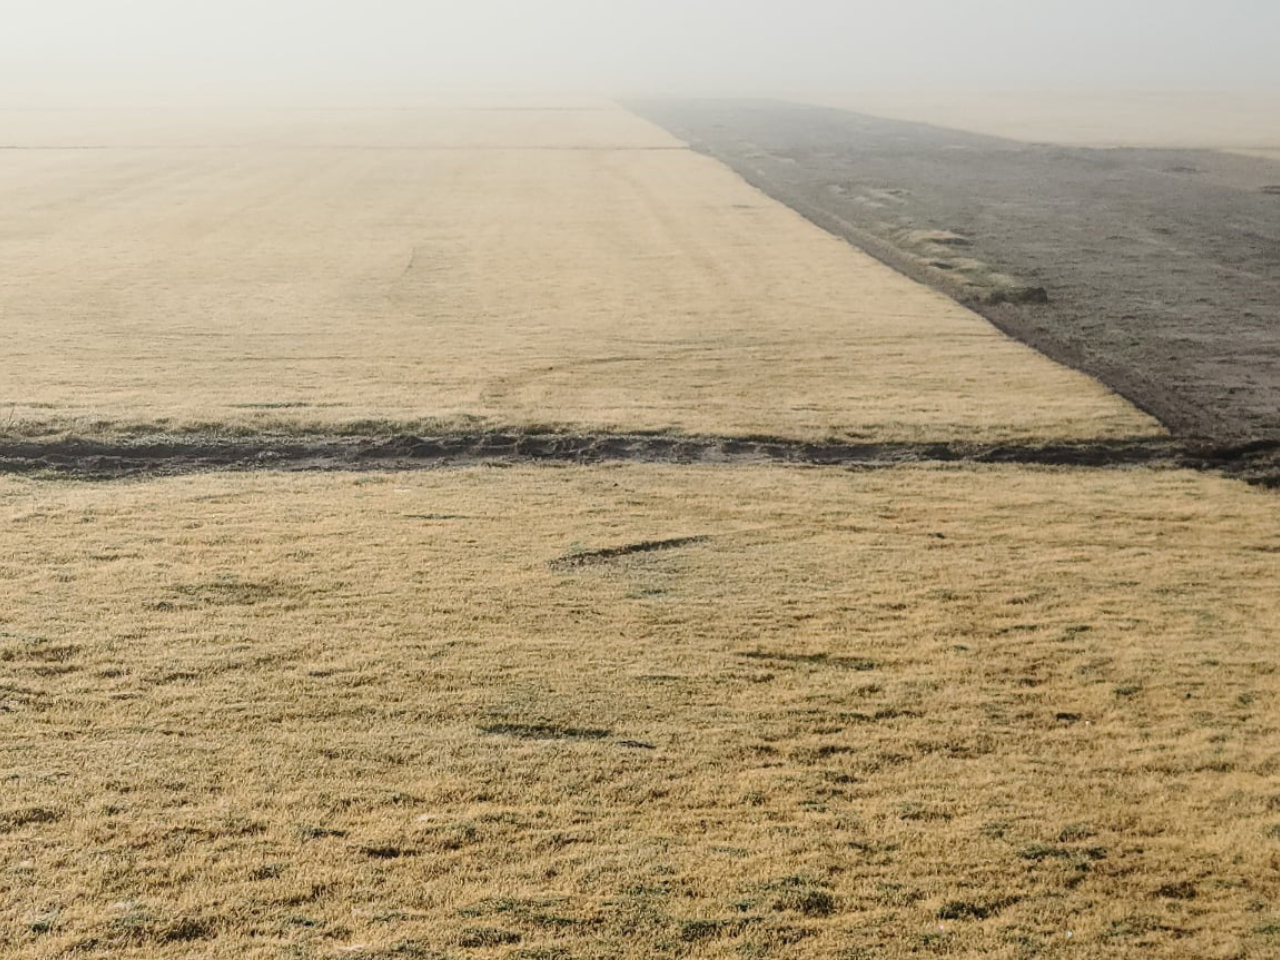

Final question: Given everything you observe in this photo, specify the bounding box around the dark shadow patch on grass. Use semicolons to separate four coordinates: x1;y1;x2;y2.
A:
360;844;417;860
479;722;612;741
111;913;217;945
1058;822;1098;842
737;651;877;671
772;889;837;917
0;806;61;833
938;896;1020;921
549;536;709;570
1020;843;1075;861
152;575;294;610
739;876;839;920
1021;842;1108;864
0;636;79;663
383;943;456;959
156;918;217;943
1102;914;1189;941
458;927;521;947
459;898;579;929
679;918;758;942
511;949;574;960
898;802;953;822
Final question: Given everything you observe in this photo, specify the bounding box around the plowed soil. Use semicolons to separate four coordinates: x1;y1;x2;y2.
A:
2;431;1278;487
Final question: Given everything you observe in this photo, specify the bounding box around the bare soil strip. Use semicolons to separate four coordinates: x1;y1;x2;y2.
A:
625;99;1280;443
2;432;1277;486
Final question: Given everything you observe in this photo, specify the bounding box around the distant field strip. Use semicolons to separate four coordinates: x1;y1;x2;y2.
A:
800;91;1280;155
1;464;1277;958
0;104;1156;443
0;102;682;150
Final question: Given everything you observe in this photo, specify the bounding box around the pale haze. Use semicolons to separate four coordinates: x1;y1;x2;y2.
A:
4;0;1279;103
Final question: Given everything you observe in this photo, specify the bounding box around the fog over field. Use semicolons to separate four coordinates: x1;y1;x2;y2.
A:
7;1;1280;957
8;4;1280;958
4;0;1278;102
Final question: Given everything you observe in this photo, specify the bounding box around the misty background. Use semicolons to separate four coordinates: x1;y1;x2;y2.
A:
4;0;1279;104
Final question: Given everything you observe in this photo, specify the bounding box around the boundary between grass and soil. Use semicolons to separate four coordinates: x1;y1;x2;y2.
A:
621;98;1280;446
662;163;1209;441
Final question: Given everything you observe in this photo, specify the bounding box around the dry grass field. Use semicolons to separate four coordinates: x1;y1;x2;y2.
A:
2;464;1279;960
3;100;1274;960
800;91;1280;156
0;104;1156;443
0;102;677;151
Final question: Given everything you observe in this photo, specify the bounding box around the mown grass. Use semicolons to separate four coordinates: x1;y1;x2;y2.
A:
1;463;1277;959
0;105;1156;445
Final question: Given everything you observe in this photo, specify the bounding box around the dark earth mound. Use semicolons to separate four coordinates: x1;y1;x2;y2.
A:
626;99;1280;445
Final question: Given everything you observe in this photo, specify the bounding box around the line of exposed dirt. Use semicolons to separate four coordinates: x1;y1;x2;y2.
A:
1;433;1277;486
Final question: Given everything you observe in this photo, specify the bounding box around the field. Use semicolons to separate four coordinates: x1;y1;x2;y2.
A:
629;99;1280;457
5;465;1280;959
2;101;1278;960
797;91;1280;156
0;105;1152;444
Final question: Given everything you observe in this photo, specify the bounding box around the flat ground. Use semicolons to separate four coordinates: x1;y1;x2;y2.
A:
0;104;1153;443
797;91;1280;156
3;465;1279;960
628;99;1280;445
2;102;1277;960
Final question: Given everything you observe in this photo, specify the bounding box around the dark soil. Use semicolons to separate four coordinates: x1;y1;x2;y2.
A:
625;99;1280;445
2;432;1277;486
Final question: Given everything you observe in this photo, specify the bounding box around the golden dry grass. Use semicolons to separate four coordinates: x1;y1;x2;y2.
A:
799;91;1280;155
0;104;1156;443
2;463;1278;959
0;101;678;151
2;97;1262;960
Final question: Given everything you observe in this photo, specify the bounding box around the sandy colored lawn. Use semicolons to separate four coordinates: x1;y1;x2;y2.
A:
0;101;678;151
801;90;1280;156
2;463;1278;959
0;104;1155;443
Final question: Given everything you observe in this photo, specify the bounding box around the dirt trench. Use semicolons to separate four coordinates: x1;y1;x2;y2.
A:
2;432;1277;487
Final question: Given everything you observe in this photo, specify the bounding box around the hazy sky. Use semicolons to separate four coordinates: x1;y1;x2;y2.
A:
5;1;1278;101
